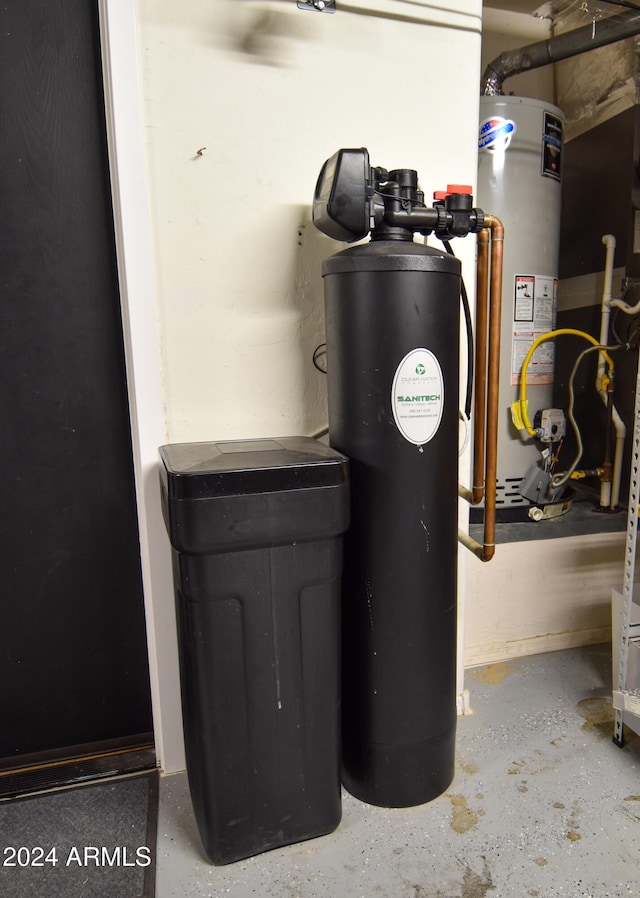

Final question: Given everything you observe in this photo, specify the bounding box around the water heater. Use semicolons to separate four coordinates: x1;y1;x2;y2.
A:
476;95;565;519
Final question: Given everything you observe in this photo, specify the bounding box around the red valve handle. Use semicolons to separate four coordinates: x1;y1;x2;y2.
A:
433;185;474;201
447;184;473;194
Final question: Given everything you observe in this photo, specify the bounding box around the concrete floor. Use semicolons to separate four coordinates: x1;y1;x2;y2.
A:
156;645;640;898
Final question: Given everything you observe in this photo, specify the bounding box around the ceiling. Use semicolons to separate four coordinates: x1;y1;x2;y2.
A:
482;0;608;13
483;0;547;11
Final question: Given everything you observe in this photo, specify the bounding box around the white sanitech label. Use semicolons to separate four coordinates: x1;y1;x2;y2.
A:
391;348;444;446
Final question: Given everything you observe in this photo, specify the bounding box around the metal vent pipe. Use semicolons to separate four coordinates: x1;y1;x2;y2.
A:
481;8;640;95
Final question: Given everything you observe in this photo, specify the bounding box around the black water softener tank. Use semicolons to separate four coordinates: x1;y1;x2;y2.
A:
159;437;350;864
313;149;479;808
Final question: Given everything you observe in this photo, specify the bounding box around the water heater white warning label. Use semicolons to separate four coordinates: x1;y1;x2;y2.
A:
392;348;444;446
511;274;557;386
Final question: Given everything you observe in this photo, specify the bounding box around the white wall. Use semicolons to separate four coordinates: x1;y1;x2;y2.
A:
464;531;624;668
137;0;482;443
134;0;483;771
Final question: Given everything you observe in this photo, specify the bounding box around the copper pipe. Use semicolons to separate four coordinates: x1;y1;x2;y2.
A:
473;229;490;505
458;216;503;562
457;528;485;561
481;215;504;562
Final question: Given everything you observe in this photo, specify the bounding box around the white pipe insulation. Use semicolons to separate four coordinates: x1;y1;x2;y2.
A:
598;234;625;510
610;294;640;316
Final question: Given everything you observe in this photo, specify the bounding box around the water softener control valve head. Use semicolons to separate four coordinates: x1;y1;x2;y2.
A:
312;148;485;242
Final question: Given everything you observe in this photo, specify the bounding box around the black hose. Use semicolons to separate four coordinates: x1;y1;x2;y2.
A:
312;343;327;374
442;240;473;420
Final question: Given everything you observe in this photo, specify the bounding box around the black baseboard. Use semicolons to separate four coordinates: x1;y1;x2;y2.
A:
0;734;155;799
469;504;533;524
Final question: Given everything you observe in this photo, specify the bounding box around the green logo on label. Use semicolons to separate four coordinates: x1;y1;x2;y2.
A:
415;363;426;375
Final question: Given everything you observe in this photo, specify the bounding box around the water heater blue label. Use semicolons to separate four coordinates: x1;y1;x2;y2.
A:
392;348;444;446
478;116;516;152
542;111;563;181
